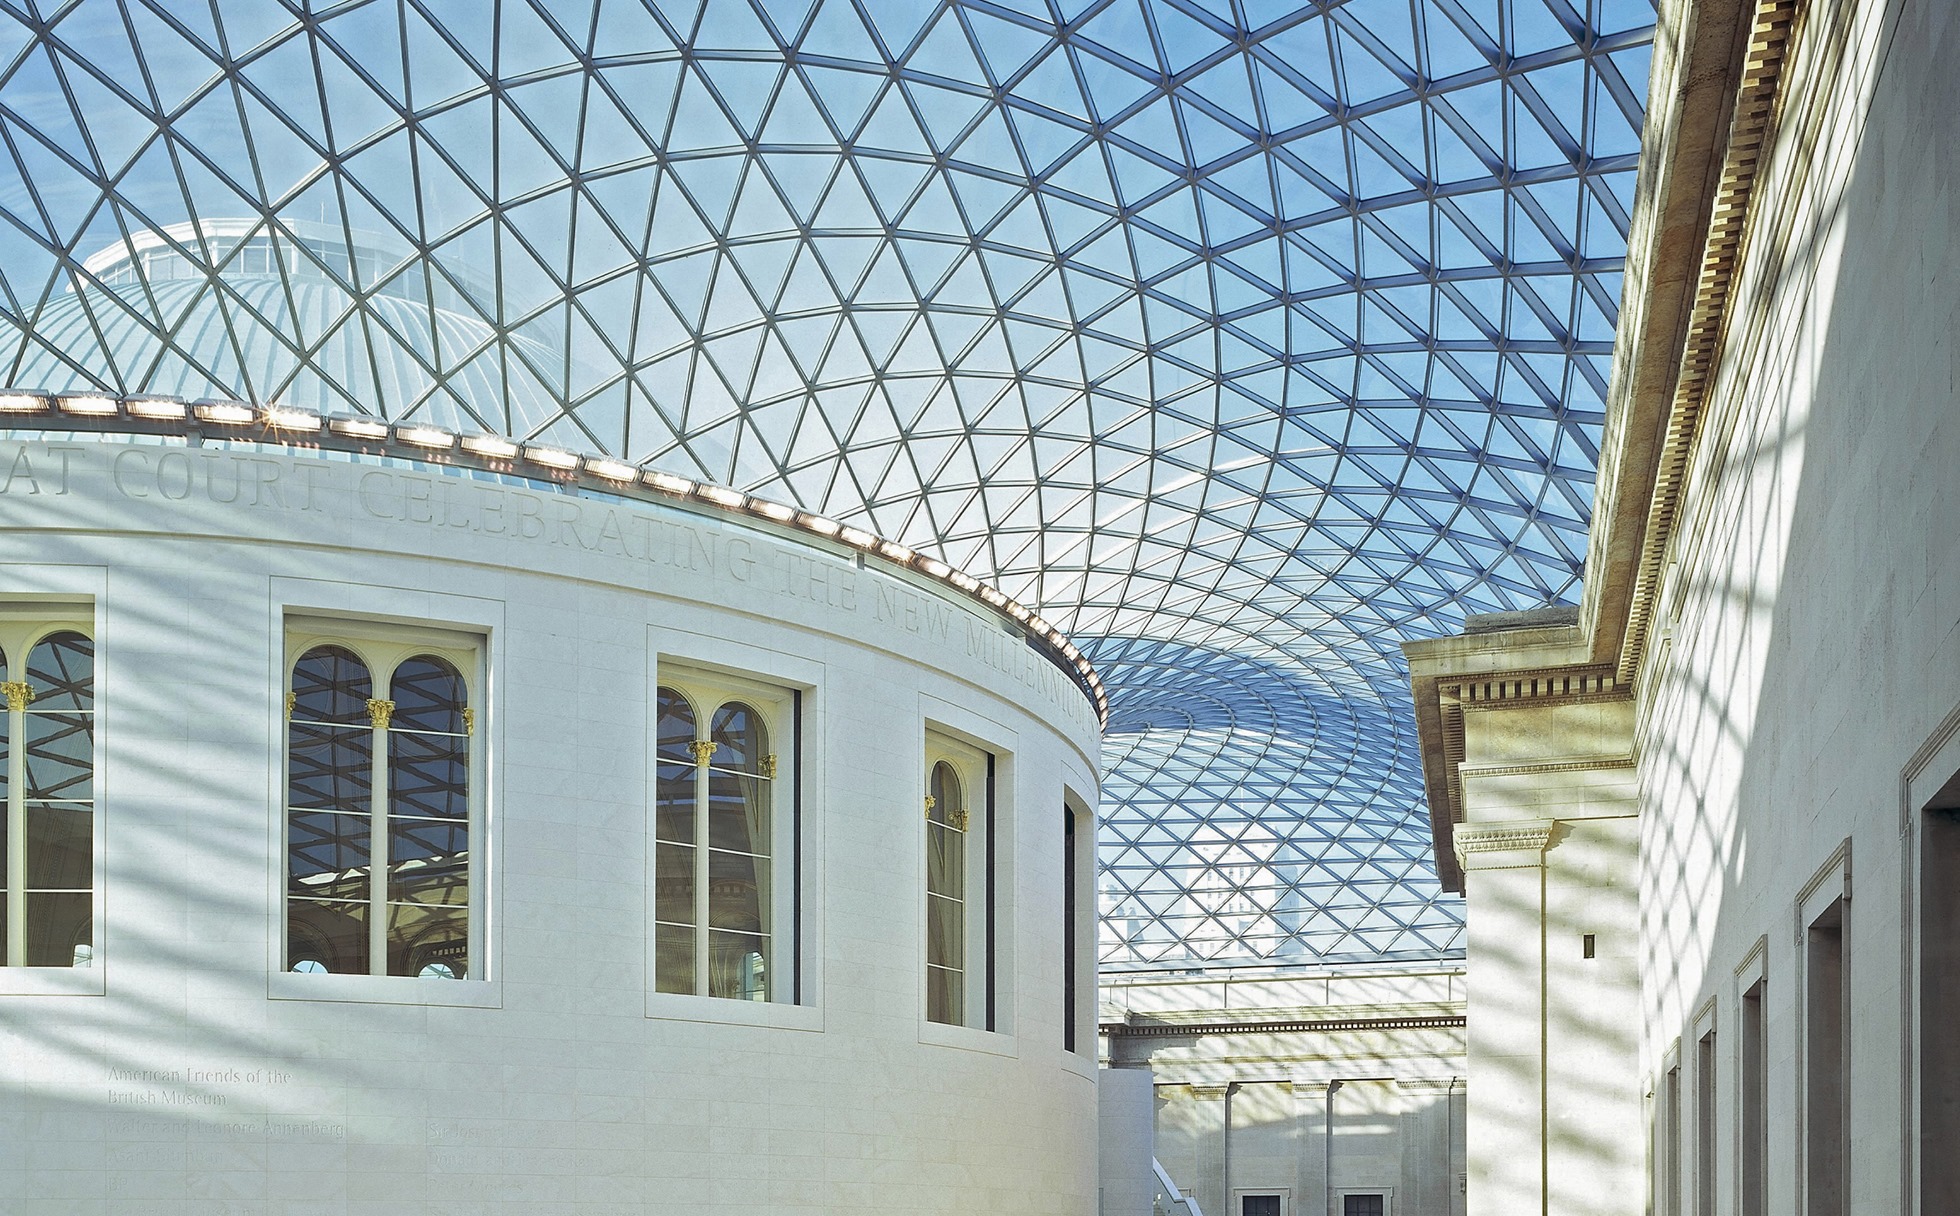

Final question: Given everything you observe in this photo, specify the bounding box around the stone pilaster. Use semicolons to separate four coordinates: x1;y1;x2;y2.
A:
1454;820;1557;1216
1406;631;1644;1216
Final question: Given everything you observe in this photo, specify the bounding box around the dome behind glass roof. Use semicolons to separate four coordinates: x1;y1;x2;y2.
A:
0;0;1655;968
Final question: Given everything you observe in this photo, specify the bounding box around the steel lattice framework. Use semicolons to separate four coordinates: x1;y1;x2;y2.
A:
0;0;1653;967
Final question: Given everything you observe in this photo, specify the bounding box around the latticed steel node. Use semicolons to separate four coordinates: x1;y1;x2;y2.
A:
0;0;1653;968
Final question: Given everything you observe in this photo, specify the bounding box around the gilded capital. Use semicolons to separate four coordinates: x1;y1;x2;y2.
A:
367;698;395;730
688;738;717;767
1;680;31;712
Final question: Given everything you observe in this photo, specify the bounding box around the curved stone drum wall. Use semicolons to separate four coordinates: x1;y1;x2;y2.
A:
0;436;1101;1214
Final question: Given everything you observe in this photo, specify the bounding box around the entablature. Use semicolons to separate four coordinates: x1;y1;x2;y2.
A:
1403;0;1800;895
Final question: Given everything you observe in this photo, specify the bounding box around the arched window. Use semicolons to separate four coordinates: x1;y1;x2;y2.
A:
0;624;95;967
286;631;476;979
654;669;792;1002
925;760;967;1024
386;656;470;980
924;732;995;1029
287;645;373;975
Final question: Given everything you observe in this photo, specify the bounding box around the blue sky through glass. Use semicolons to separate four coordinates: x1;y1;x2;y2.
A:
0;0;1653;967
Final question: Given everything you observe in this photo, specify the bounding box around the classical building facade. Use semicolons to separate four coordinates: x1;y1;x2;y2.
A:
1100;966;1467;1216
1407;0;1958;1214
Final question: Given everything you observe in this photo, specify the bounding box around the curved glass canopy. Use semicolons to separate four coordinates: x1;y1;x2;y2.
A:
0;0;1653;968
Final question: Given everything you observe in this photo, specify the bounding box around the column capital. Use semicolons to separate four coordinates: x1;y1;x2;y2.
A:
1284;1073;1348;1094
1453;818;1558;871
1394;1077;1466;1095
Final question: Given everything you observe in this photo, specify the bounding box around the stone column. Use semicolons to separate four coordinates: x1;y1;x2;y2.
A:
1451;694;1642;1216
1396;1076;1465;1216
1290;1075;1333;1216
1455;820;1557;1216
1184;1082;1232;1216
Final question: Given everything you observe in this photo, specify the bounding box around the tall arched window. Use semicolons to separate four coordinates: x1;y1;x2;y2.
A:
286;630;476;979
386;656;471;979
924;732;994;1029
654;669;791;1002
925;760;967;1024
0;623;95;967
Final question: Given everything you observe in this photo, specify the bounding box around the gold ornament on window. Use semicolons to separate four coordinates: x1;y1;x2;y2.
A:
688;738;717;767
0;681;30;712
923;793;936;821
950;807;969;831
284;690;296;719
462;706;476;736
761;753;778;779
367;698;395;730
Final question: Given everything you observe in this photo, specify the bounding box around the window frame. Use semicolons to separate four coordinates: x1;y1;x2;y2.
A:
280;619;483;982
1062;798;1076;1052
1235;1188;1289;1216
1661;1043;1682;1216
1062;784;1096;1061
650;662;797;1006
1906;714;1960;1216
1058;762;1099;1076
916;706;1017;1052
0;600;100;991
644;637;819;1032
1796;841;1850;1216
1334;1188;1389;1216
1733;938;1768;1216
1692;1000;1717;1216
924;731;991;1031
268;592;501;1010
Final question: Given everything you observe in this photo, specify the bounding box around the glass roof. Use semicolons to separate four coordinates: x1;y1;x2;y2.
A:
0;0;1653;968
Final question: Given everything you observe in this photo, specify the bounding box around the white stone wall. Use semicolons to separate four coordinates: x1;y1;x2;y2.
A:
1097;1066;1156;1216
1454;697;1642;1216
1635;0;1953;1212
0;439;1100;1214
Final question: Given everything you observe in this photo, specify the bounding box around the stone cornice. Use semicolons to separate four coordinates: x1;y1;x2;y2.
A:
1615;0;1800;684
1452;821;1559;872
1411;651;1628;890
1405;0;1799;892
1102;1013;1467;1040
1457;755;1636;781
1395;1077;1470;1095
1455;668;1623;708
